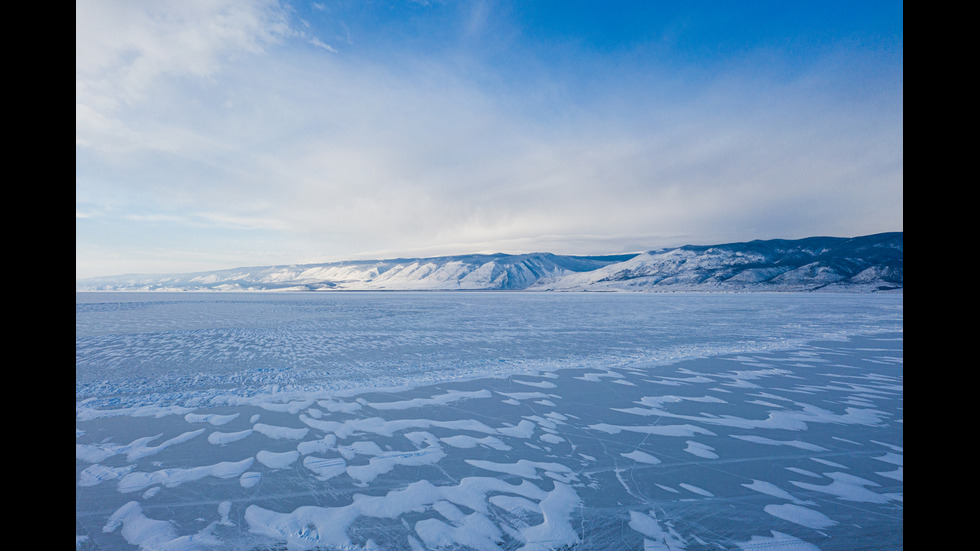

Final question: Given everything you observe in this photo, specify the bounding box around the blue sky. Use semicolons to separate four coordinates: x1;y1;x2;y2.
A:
76;1;903;279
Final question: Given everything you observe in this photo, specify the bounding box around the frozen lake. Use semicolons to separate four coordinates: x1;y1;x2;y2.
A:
76;292;902;550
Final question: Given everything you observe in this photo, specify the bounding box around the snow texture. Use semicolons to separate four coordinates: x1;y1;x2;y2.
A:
77;292;902;550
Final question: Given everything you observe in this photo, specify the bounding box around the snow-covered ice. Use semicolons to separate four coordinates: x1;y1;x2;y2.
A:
77;291;902;550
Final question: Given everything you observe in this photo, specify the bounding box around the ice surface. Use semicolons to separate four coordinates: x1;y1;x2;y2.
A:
76;292;902;550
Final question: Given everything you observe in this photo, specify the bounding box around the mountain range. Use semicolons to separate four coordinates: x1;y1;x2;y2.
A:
75;232;903;293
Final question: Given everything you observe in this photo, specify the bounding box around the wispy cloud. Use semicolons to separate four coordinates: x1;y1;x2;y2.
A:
308;37;338;53
76;0;291;151
76;1;902;278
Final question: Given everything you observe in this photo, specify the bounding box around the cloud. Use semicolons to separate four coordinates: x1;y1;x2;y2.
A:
76;1;902;278
309;37;338;53
76;0;291;150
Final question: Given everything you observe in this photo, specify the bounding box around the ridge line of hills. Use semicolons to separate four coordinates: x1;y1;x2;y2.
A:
76;232;903;293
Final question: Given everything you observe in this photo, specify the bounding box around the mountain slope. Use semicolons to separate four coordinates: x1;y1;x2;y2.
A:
75;233;902;292
531;233;903;292
75;253;637;292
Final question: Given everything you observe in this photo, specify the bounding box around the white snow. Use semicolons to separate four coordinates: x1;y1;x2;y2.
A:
589;423;716;437
117;457;255;493
346;444;446;484
239;471;261;488
184;412;239;426
296;435;337;455
302;455;346;480
741;480;805;503
621;450;661;464
103;502;187;550
683;440;719;459
679;483;714;497
736;531;822;551
256;450;300;469
764;503;837;529
252;423;309;440
243;476;570;550
440;434;512;450
629;510;687;550
790;472;899;504
78;464;134;487
208;429;253;445
359;389;492;410
731;434;828;451
463;459;576;481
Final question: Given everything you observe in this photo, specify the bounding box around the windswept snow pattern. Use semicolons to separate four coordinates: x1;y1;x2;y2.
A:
77;292;902;550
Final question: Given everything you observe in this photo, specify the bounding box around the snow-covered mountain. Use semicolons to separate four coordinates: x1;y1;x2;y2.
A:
75;233;902;292
75;253;636;292
531;233;903;292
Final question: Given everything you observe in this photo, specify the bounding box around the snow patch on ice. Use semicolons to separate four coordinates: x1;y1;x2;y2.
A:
296;435;337;455
78;464;134;487
302;455;346;480
683;440;718;459
346;444;446;484
621;450;661;464
464;459;576;482
103;502;179;549
741;480;806;504
629;510;687;550
239;471;261;488
415;512;503;551
117;457;255;493
539;432;565;444
184;412;239;426
873;452;903;466
790;472;898;503
243;476;576;550
252;423;309;440
732;434;828;451
764;503;837;529
736;530;821;550
589;423;716;437
496;391;553;401
785;467;822;478
876;466;903;481
441;434;512;450
679;483;713;497
256;449;300;469
512;379;557;389
77;404;196;422
208;429;252;445
359;389;492;410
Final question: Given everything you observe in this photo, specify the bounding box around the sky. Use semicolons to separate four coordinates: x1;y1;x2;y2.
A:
76;0;903;279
